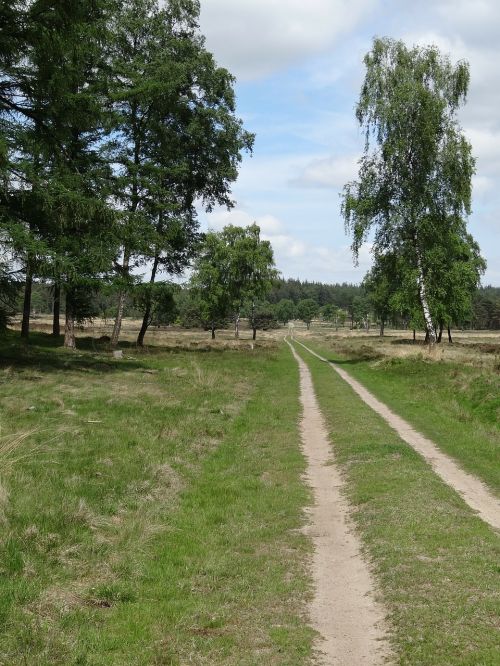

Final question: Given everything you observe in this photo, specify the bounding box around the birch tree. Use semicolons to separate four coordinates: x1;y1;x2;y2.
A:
342;38;479;344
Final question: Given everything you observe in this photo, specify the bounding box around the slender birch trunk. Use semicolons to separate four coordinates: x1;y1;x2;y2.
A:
111;249;130;346
416;246;436;344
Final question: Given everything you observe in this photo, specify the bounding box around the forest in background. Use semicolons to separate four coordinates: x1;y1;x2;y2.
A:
16;278;500;331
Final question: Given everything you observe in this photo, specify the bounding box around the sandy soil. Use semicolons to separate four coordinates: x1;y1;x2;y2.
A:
296;340;500;532
287;340;390;666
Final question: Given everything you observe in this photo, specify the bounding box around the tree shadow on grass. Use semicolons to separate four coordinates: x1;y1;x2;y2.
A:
0;331;251;376
0;331;147;375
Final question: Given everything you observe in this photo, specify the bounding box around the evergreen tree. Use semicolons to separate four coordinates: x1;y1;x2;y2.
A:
2;0;118;346
108;0;253;346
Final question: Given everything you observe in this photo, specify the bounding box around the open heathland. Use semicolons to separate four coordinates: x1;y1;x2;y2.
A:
1;325;499;665
0;331;313;665
300;328;500;496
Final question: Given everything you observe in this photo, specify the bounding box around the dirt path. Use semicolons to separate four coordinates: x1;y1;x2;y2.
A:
287;340;390;665
295;340;500;532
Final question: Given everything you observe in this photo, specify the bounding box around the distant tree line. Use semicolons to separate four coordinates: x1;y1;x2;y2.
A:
472;286;500;330
17;277;500;336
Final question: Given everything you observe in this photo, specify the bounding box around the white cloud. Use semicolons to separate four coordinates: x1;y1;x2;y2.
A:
401;27;500;130
271;239;372;282
466;127;500;174
198;1;500;284
291;154;358;188
207;208;285;235
203;206;371;282
199;0;376;80
434;0;500;47
472;175;493;198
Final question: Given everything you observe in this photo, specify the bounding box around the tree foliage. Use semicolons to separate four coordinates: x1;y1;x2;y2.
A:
108;0;253;345
296;298;318;329
190;224;277;339
342;38;484;343
0;0;253;347
275;299;296;325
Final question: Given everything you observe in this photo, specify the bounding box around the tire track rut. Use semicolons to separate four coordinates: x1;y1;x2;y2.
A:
288;340;390;665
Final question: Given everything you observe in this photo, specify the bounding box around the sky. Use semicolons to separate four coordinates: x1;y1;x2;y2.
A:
195;0;500;285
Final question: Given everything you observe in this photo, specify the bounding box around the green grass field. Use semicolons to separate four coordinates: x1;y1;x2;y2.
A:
0;332;313;665
1;327;499;665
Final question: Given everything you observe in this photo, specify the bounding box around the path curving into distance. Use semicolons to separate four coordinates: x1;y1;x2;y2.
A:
295;339;500;532
287;339;390;666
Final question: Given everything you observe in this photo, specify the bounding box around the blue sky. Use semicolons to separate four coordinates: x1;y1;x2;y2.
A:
196;0;500;285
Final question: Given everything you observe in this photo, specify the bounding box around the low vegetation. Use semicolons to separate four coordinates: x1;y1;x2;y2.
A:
0;331;313;664
303;331;500;495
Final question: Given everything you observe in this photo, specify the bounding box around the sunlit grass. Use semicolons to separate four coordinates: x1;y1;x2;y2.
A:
303;332;500;495
0;332;313;664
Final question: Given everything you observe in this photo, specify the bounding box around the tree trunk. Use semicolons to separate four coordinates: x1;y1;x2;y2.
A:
252;327;257;340
447;326;453;343
111;249;130;347
21;264;33;339
379;319;385;337
437;322;443;343
52;283;61;336
416;248;436;344
413;329;416;342
64;306;76;349
234;311;240;339
211;326;216;340
137;255;159;347
137;304;151;347
306;321;311;330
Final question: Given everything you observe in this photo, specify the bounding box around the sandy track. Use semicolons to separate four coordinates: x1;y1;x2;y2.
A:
296;340;500;532
287;340;390;665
